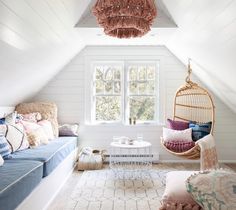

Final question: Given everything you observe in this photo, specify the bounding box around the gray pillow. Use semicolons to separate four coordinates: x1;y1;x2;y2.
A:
59;124;79;136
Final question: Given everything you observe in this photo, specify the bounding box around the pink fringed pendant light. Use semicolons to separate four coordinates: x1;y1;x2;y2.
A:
92;0;157;39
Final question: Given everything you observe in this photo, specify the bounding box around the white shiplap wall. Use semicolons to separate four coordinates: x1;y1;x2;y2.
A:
34;46;236;162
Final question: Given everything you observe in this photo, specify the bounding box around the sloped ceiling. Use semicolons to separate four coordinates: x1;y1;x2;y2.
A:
1;0;236;114
0;0;87;106
162;0;236;113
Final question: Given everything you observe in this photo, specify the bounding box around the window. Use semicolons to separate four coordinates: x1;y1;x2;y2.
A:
91;61;159;124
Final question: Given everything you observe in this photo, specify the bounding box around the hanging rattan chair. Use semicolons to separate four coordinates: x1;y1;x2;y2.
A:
161;59;215;160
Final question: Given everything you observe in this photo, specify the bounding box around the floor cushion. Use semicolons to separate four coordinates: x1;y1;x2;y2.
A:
11;137;78;177
160;171;202;210
0;160;43;210
186;169;236;210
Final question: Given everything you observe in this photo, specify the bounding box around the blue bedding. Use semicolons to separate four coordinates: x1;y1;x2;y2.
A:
0;160;43;210
11;137;78;177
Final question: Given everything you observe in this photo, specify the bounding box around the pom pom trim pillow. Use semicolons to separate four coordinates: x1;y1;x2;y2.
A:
160;171;202;210
186;169;236;210
163;127;193;142
167;119;189;130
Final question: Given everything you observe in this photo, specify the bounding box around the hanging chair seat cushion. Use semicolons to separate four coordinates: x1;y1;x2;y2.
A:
164;141;195;153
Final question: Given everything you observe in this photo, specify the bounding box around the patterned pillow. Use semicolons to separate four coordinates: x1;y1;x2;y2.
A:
0;136;12;159
164;140;195;153
0;124;29;152
189;122;212;141
163;127;193;142
167;119;189;130
20;112;42;123
186;170;236;210
4;112;17;125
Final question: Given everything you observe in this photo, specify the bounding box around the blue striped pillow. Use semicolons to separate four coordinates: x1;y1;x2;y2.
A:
189;122;212;141
0;136;11;159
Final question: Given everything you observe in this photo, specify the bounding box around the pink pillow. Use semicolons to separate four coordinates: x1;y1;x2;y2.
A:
163;127;193;142
20;112;42;123
167;119;189;130
164;141;195;153
160;171;202;210
19;120;41;133
37;120;54;140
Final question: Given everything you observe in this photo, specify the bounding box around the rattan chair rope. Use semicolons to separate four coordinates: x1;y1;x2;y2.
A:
161;59;215;160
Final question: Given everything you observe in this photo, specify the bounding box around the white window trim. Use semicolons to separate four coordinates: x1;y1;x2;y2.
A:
84;57;163;126
90;61;124;125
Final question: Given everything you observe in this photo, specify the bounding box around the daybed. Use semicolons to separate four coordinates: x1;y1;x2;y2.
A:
0;136;78;210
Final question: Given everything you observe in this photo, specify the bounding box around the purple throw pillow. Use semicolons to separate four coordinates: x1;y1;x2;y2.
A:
164;141;195;153
167;119;189;130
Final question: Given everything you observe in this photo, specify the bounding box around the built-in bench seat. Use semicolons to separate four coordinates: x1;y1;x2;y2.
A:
11;137;78;177
0;160;43;210
0;137;78;210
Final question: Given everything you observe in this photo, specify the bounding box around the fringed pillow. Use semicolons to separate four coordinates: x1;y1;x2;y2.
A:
27;127;49;148
160;171;202;210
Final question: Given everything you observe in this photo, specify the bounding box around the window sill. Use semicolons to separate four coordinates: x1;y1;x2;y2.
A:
85;122;165;127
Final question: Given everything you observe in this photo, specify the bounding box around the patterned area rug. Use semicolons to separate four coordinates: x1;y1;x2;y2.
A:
66;169;168;210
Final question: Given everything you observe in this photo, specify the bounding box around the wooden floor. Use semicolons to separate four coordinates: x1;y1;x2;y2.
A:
47;163;236;210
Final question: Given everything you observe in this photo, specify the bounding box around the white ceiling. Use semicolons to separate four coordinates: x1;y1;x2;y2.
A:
0;0;86;105
163;0;236;113
74;0;177;45
0;0;236;113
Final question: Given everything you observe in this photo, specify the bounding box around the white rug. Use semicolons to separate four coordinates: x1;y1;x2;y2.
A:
66;169;168;210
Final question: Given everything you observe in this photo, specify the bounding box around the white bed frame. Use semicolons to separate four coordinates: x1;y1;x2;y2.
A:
0;106;79;210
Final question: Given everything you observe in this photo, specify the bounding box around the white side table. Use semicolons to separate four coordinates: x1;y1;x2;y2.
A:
109;141;152;179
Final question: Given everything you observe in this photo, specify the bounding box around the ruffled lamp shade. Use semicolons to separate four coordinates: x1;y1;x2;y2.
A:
92;0;157;39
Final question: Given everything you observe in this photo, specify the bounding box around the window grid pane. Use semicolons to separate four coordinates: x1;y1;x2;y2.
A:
93;64;122;122
127;64;157;122
92;62;158;123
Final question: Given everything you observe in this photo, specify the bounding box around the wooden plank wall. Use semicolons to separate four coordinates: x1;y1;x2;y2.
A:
34;46;236;162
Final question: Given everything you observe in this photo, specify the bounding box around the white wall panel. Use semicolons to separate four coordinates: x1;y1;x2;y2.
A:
34;46;236;162
0;0;85;106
